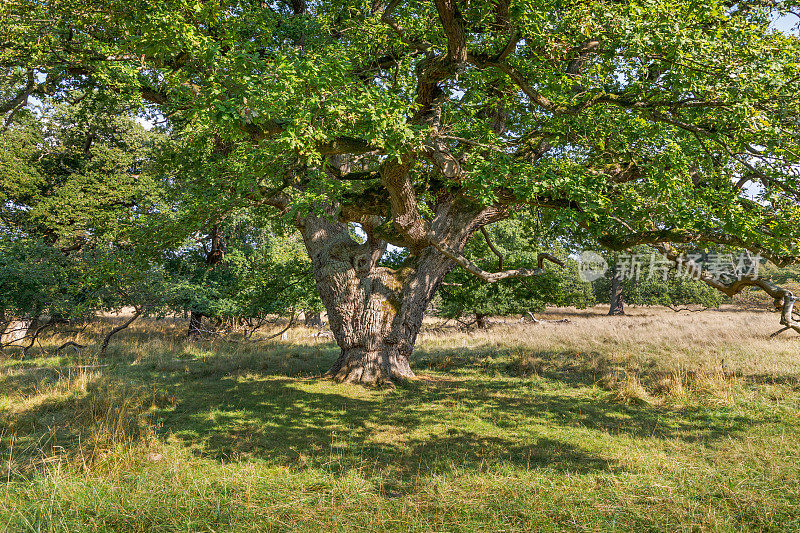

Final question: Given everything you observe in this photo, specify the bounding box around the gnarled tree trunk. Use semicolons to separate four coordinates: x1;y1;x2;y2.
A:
475;313;490;329
298;200;498;385
299;216;423;384
188;311;204;338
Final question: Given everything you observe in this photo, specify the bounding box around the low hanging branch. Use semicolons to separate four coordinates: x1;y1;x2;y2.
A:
655;244;799;337
242;316;271;340
430;237;565;283
21;321;58;357
56;340;86;353
250;310;298;342
221;311;299;343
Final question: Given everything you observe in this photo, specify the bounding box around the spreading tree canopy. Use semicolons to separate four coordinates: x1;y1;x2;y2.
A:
3;0;800;382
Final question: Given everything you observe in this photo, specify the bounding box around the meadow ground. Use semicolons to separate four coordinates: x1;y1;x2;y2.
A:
1;306;799;532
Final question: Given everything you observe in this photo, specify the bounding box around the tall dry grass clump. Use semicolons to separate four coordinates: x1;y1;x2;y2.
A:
417;305;794;406
1;366;172;479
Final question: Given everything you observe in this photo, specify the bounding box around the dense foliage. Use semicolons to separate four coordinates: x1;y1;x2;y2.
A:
0;96;166;337
3;1;798;259
0;96;319;345
593;270;726;310
166;217;321;329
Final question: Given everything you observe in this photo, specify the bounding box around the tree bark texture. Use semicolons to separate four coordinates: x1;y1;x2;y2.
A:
298;199;499;384
608;263;625;316
188;311;205;338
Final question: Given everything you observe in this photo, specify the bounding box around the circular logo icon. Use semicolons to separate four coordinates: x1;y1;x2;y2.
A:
578;251;608;282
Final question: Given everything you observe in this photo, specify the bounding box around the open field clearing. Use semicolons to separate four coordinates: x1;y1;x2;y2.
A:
1;306;799;532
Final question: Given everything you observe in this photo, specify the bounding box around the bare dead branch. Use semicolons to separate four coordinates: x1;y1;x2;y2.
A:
56;341;86;353
525;311;571;324
223;312;298;343
666;305;712;313
20;321;57;358
771;327;791;338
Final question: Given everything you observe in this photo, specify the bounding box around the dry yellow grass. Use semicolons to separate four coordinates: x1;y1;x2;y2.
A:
422;305;799;375
416;305;799;405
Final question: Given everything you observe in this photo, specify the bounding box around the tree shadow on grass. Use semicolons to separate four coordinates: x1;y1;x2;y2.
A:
412;345;608;389
143;346;765;484
154;372;617;482
1;340;770;485
414;343;800;409
398;376;762;443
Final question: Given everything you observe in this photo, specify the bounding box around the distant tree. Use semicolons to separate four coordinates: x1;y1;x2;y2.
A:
165;213;321;338
607;253;626;316
1;95;162;249
1;96;323;347
0;238;84;350
593;249;726;313
0;93;165;351
180;225;226;338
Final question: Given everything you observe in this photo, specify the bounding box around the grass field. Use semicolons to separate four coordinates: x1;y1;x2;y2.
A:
1;306;799;532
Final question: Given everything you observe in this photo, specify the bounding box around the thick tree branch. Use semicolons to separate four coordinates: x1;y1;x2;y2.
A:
374;0;429;52
99;307;141;355
430;236;563;283
565;39;601;77
435;0;468;64
599;229;800;267
655;243;799;336
1;68;35;126
470;58;559;113
381;156;428;250
480;227;504;270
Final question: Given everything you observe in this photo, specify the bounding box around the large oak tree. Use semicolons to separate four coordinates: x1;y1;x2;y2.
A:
3;0;800;383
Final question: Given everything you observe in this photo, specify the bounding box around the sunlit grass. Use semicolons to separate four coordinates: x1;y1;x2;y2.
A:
0;307;799;531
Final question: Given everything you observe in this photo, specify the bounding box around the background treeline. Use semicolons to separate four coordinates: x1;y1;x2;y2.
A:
0;94;321;351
